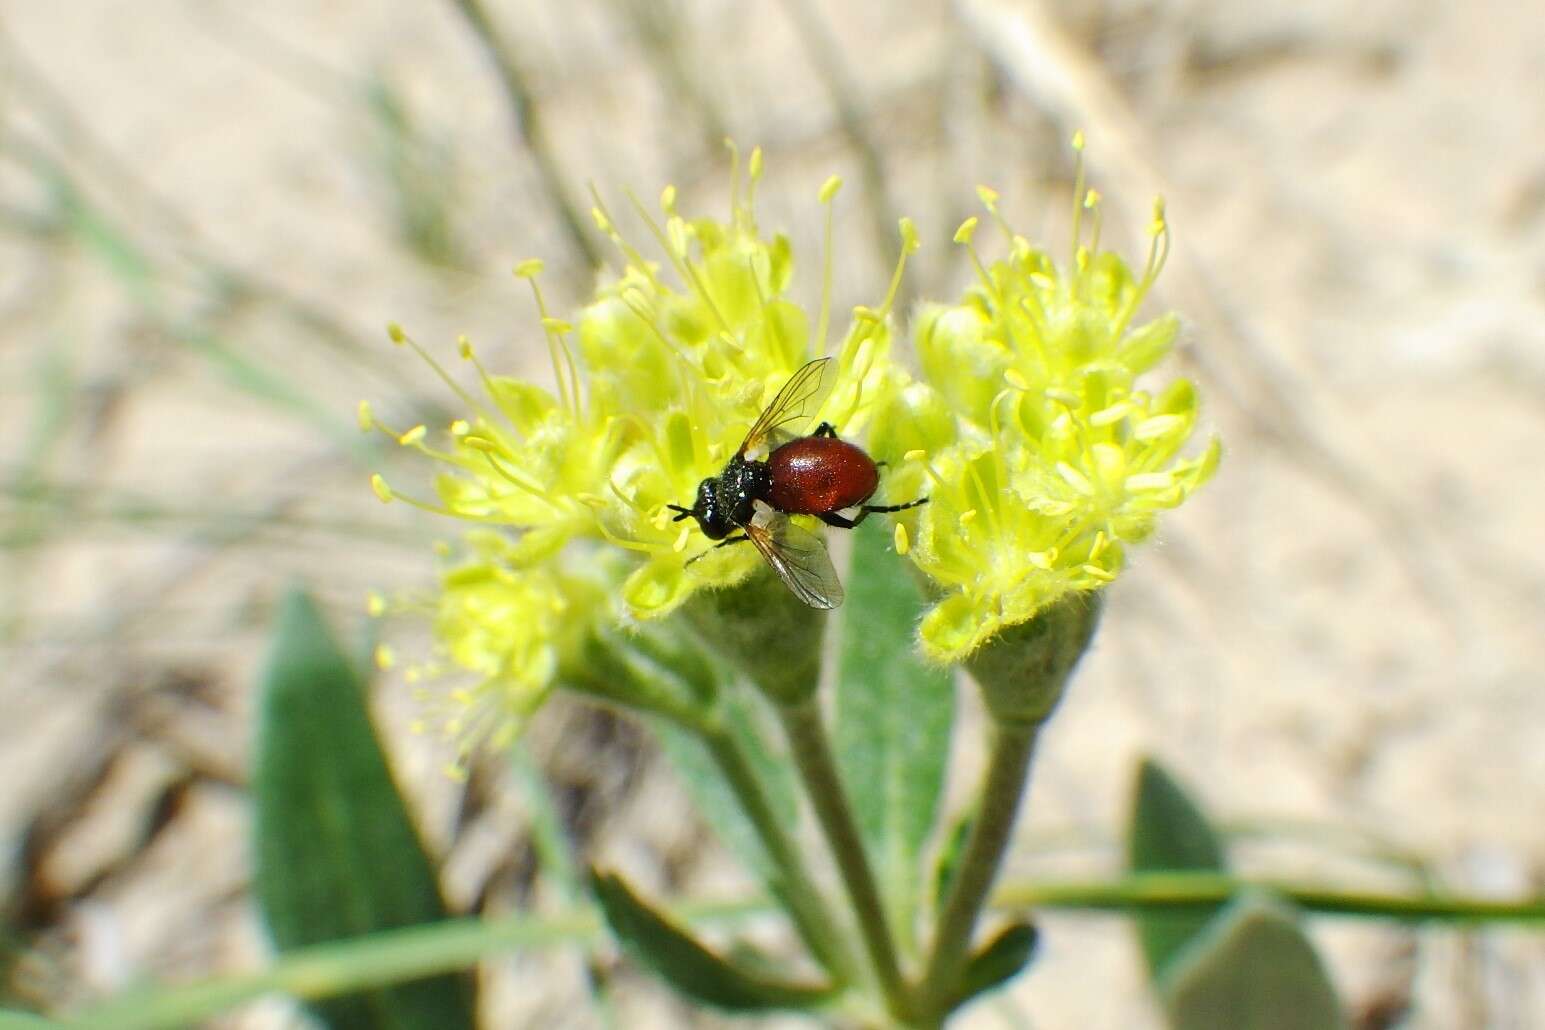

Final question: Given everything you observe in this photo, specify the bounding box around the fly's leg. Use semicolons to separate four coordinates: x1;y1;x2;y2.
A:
684;533;750;566
812;422;839;439
817;497;928;530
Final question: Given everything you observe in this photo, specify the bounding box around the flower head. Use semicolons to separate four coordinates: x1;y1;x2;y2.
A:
380;531;615;775
873;137;1220;661
368;147;919;752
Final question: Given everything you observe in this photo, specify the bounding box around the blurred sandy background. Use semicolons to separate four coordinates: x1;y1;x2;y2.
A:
3;0;1543;1026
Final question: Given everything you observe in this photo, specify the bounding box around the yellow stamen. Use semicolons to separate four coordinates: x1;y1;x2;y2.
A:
894;522;910;555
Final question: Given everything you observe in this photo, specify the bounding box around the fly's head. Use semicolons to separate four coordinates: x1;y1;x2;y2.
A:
668;476;734;540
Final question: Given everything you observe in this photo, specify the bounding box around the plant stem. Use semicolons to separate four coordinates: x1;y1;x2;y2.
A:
699;723;858;985
995;871;1545;922
915;717;1041;1020
776;696;912;1020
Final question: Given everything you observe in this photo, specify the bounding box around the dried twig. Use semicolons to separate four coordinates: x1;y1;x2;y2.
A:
776;0;912;308
446;0;602;270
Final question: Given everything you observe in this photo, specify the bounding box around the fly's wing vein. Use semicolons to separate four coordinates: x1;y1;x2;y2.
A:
746;512;844;610
739;357;835;457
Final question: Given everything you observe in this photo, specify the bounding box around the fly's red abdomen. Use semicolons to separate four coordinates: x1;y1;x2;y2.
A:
766;437;879;515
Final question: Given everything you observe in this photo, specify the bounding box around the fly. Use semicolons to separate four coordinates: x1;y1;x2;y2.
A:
667;357;927;609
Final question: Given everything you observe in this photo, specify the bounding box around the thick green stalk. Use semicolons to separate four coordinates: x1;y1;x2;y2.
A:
776;696;912;1021
915;718;1041;1020
699;723;858;985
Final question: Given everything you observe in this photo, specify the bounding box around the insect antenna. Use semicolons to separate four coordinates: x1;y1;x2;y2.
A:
666;504;694;521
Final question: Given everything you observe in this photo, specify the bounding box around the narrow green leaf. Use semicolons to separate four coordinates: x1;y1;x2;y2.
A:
835;519;954;938
253;589;475;1030
591;870;832;1012
1162;893;1346;1030
950;920;1039;1011
1127;757;1227;980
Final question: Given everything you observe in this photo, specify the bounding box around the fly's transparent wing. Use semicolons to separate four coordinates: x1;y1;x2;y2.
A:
739;357;835;458
745;508;845;610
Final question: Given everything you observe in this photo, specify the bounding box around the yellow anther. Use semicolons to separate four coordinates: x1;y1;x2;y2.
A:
541;317;573;334
1126;472;1176;491
374;644;396;670
953;216;979;245
356;400;374;431
748;147;764;183
899;216;920;254
366;592;386;617
976;184;1000;209
1072;129;1086;151
591;206;613;233
904;449;928;462
371;474;394;503
819;175;843;204
449;419;470;436
458;335;473;360
666;216;689;256
660;184;677;213
514;258;544;279
1004;368;1031;391
1084;188;1101;209
674;526;691;553
398;424;427;446
894;522;910;556
387;322;407;344
959;509;978;525
1056;461;1095;495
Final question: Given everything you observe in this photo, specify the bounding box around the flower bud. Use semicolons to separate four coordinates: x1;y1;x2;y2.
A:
965;593;1102;726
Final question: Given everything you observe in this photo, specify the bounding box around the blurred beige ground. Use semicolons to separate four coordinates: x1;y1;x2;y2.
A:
3;0;1543;1026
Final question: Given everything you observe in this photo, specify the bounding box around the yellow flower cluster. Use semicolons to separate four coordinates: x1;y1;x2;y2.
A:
367;147;916;742
370;139;1219;746
870;136;1220;660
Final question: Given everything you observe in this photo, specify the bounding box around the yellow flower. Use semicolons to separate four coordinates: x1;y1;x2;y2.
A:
385;531;614;774
369;146;916;621
368;147;923;756
873;137;1221;662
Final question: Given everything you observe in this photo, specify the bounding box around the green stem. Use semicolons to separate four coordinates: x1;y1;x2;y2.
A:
996;872;1545;923
776;697;911;1020
699;723;858;985
915;717;1041;1021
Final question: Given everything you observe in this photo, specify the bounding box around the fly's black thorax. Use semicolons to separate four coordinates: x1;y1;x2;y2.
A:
717;457;771;529
689;457;771;540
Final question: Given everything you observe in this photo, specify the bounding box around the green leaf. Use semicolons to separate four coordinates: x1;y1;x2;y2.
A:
253;589;475;1030
1127;757;1228;980
835;519;954;939
0;1012;54;1028
591;870;833;1012
950;920;1039;1011
1161;893;1345;1030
